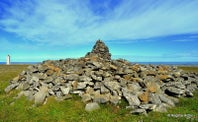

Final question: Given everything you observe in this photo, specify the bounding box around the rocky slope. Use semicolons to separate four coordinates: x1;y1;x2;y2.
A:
5;40;198;115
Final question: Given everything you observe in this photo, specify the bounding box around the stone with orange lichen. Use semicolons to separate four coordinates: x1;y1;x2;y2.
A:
123;74;132;81
131;65;141;72
146;82;160;93
131;77;143;82
138;91;149;103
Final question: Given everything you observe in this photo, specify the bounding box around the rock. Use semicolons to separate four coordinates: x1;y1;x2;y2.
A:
165;87;185;96
100;85;110;94
158;94;175;107
130;108;147;116
85;102;100;112
138;92;149;103
154;103;168;112
122;89;140;106
185;90;193;97
79;75;92;82
139;104;157;111
81;93;92;103
77;82;87;89
34;85;48;106
60;86;70;95
103;81;120;93
110;95;121;105
110;64;117;70
148;93;162;105
146;81;160;93
93;93;110;103
127;82;142;93
5;83;19;93
65;74;79;81
56;91;63;98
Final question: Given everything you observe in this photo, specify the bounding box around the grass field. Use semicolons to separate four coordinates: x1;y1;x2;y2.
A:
0;65;197;122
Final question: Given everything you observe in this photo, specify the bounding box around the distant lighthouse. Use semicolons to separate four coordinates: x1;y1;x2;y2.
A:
6;55;10;65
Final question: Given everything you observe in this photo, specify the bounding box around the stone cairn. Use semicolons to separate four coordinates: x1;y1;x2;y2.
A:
5;40;198;115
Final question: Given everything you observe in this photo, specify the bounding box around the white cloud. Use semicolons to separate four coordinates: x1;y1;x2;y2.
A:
0;0;198;45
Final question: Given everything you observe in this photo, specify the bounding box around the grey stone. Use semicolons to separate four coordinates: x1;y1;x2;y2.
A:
158;94;175;107
34;85;48;105
165;87;185;96
122;89;140;106
65;74;79;81
149;93;162;105
91;74;102;81
139;104;157;111
79;75;92;82
104;81;120;92
154;103;167;112
127;83;142;93
60;86;70;95
5;83;19;93
55;91;62;98
81;93;92;103
31;76;39;82
94;82;102;90
110;95;121;105
77;82;87;89
93;93;110;103
130;108;147;115
48;89;55;95
100;85;110;94
85;102;100;112
185;90;193;97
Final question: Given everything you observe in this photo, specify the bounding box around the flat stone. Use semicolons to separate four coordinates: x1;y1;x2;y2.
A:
122;89;140;106
139;104;157;111
34;85;48;105
79;75;92;82
130;108;147;116
5;83;19;93
85;102;100;112
165;87;185;96
149;93;162;105
104;81;120;92
77;82;87;89
158;94;175;107
65;74;79;81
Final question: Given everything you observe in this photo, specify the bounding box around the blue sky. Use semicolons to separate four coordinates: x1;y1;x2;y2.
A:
0;0;198;62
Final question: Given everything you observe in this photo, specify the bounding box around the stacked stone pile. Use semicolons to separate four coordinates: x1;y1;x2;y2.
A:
5;40;198;115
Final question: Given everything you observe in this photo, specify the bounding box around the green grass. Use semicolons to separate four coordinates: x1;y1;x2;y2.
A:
0;65;197;122
178;66;198;73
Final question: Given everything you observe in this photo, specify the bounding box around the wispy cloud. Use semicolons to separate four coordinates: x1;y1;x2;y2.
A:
0;0;198;45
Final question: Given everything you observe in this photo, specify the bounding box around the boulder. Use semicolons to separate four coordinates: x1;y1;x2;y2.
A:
85;102;100;112
34;85;48;106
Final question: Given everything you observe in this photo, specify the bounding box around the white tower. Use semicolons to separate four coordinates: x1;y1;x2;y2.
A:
6;55;10;65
